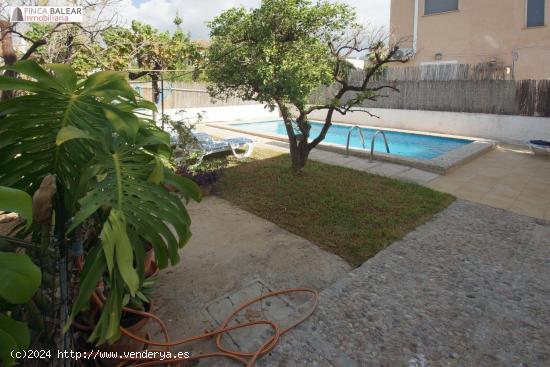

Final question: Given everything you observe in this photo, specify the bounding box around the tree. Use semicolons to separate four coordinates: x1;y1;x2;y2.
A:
0;0;118;100
206;0;403;172
90;20;200;103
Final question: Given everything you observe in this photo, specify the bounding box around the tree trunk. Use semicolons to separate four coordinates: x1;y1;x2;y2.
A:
277;102;311;172
288;136;310;172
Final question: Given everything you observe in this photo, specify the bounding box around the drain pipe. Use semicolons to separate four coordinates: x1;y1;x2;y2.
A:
413;0;419;53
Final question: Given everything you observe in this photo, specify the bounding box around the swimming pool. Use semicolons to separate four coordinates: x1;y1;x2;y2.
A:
230;120;473;160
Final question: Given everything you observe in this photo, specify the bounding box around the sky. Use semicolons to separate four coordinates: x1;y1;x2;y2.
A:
122;0;390;40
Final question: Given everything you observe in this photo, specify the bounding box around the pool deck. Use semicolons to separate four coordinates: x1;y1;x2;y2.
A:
197;123;550;220
429;145;550;220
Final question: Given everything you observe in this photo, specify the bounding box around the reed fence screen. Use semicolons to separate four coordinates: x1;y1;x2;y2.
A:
132;65;550;117
310;65;550;117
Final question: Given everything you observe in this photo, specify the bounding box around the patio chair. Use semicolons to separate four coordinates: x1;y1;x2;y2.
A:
172;131;255;165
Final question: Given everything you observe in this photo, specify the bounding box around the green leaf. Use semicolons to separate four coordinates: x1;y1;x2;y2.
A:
0;76;49;93
0;314;30;353
63;247;105;333
3;60;64;90
0;327;19;367
64;246;106;333
0;252;41;304
89;273;123;345
103;107;140;141
147;157;164;184
56;126;97;145
0;186;33;228
47;64;77;92
163;169;202;202
100;209;139;296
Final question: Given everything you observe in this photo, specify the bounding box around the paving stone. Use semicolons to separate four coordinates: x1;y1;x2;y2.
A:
205;279;302;354
365;162;411;177
260;201;550;366
394;168;440;184
342;157;382;172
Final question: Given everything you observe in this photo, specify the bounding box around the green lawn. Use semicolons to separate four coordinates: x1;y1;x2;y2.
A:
214;150;455;267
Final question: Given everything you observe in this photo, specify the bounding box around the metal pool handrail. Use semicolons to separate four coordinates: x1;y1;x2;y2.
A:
345;125;366;156
370;130;390;161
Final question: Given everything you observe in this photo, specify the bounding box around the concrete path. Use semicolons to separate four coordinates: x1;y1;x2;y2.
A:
151;196;351;356
259;200;550;367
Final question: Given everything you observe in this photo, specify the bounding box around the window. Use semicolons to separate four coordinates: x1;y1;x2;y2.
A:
527;0;546;27
425;0;459;15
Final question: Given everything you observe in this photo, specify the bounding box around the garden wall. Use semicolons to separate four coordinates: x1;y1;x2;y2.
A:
308;108;550;144
163;105;279;123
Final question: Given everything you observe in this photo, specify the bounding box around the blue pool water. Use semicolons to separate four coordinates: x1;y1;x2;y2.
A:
231;120;472;160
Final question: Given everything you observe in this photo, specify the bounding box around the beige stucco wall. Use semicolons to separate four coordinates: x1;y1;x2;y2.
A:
390;0;550;79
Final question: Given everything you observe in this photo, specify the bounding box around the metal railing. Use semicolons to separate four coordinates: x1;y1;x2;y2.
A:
345;125;366;156
370;130;390;161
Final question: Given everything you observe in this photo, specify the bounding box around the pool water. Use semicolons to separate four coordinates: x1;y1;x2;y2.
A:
231;120;472;160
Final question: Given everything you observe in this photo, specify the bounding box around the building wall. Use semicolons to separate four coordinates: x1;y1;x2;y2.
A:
390;0;550;79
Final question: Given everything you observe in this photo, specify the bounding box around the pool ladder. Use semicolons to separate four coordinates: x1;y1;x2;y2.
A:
345;125;390;161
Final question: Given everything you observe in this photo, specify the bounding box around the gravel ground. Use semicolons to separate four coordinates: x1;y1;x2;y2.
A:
260;200;550;367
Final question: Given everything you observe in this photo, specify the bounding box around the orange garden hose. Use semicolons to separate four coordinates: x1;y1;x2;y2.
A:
75;257;320;366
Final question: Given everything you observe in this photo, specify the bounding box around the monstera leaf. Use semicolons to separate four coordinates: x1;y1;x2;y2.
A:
0;61;201;345
0;61;138;202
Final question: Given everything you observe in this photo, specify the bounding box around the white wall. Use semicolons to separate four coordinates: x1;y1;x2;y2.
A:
164;104;279;123
309;108;550;144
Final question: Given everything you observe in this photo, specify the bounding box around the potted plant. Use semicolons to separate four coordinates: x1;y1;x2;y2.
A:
0;61;201;351
175;157;226;196
73;278;156;366
143;241;159;278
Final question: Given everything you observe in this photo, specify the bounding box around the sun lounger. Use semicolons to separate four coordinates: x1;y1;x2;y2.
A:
172;131;255;165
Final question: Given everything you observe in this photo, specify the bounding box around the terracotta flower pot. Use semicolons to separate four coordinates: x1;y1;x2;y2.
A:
144;247;158;278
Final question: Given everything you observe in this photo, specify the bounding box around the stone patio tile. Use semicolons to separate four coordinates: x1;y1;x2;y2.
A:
499;174;531;189
453;187;486;201
446;166;479;180
426;179;461;194
309;151;357;166
522;179;550;198
490;183;522;200
509;193;550;218
394;168;440;184
477;165;513;178
342;157;381;172
479;193;514;210
536;167;550;181
510;201;547;219
471;173;502;187
365;162;411;177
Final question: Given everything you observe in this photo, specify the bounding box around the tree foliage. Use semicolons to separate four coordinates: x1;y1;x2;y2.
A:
207;0;402;171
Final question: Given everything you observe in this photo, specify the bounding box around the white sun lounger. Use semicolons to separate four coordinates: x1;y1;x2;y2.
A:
172;131;255;165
